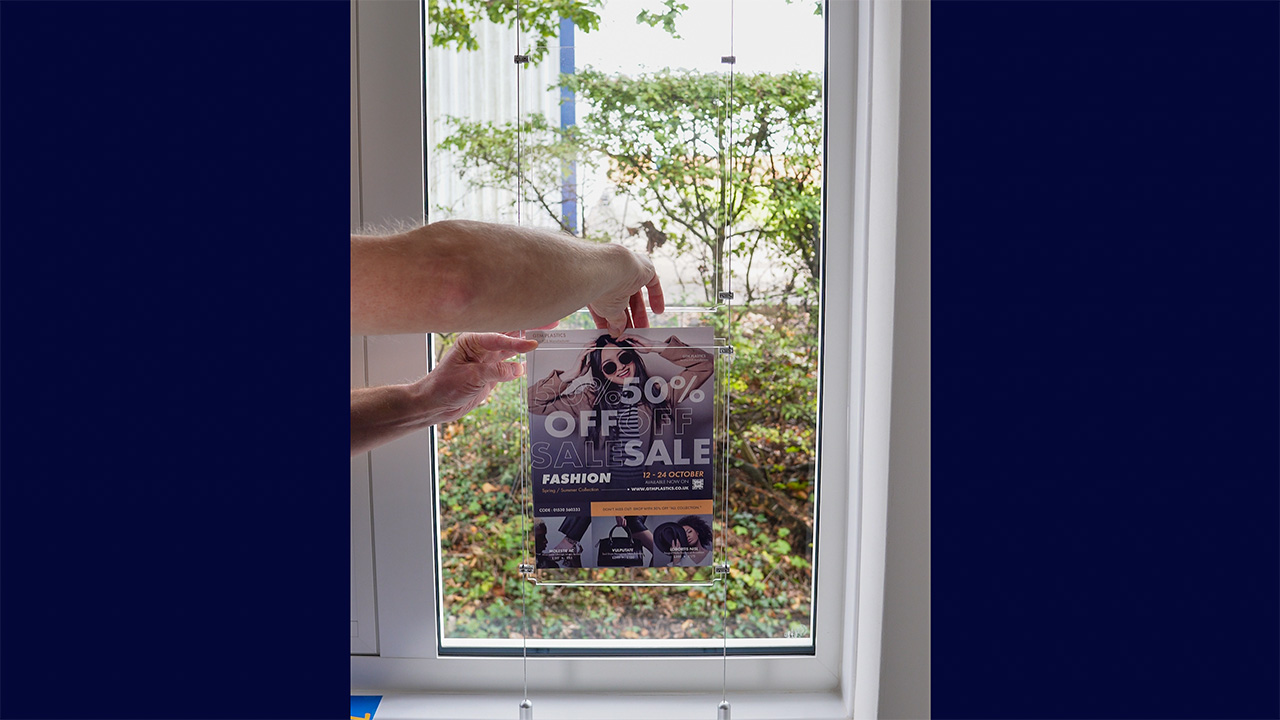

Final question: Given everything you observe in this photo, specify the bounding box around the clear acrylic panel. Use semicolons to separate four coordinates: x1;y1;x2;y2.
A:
518;329;732;587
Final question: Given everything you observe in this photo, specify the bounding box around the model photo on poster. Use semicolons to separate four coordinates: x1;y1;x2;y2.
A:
526;327;716;568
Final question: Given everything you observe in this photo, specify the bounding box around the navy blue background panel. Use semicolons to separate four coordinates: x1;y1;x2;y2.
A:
934;2;1278;718
1;2;349;718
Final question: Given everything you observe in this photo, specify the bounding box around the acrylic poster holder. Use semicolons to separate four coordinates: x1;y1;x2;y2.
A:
516;328;734;588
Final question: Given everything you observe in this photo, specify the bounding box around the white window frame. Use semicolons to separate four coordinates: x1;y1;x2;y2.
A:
349;1;903;717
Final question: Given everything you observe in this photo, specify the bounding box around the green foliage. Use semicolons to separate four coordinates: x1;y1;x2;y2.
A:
436;114;609;240
442;68;822;305
571;68;822;306
635;0;688;37
787;0;824;16
427;0;689;64
722;508;813;637
714;306;817;549
436;305;818;641
428;0;603;64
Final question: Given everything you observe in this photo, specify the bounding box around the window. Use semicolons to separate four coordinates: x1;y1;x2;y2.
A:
427;0;823;654
351;0;904;715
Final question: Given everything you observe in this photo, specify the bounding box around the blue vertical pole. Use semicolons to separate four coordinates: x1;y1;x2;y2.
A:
559;16;578;235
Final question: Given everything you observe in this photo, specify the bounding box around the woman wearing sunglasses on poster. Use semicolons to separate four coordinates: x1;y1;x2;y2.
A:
528;332;714;487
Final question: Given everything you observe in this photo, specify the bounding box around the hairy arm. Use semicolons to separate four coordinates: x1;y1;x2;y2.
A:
350;384;438;455
350;332;536;455
351;219;664;335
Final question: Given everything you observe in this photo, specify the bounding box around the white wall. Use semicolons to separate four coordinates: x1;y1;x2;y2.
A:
877;2;931;718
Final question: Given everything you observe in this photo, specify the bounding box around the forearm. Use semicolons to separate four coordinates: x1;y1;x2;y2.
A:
350;384;440;455
352;220;649;335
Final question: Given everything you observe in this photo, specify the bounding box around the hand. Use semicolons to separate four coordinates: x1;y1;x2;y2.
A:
587;246;665;336
416;332;538;425
619;332;657;354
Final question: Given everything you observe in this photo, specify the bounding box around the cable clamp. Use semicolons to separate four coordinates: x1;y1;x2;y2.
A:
518;563;535;576
714;563;731;575
718;346;735;356
514;54;530;65
721;55;736;64
718;291;734;302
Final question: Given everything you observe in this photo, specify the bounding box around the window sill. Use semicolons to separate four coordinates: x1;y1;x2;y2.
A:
357;689;850;720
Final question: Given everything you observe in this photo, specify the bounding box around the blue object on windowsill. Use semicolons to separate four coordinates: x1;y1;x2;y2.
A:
351;695;382;720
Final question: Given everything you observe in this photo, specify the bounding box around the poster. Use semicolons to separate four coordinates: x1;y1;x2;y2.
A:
525;327;716;569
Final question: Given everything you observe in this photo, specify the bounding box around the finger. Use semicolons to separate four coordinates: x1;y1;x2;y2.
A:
470;360;526;384
588;306;626;336
619;332;648;350
613;306;631;335
495;361;525;382
629;291;649;328
459;332;539;358
645;273;665;315
506;320;560;336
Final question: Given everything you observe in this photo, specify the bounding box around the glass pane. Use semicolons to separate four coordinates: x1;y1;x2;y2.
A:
426;0;824;651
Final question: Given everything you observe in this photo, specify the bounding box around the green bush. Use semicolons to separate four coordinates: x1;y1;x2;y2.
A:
435;303;818;641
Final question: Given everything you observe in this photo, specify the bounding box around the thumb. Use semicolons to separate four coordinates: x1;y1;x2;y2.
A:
457;332;539;358
472;359;526;384
588;305;627;337
497;359;526;381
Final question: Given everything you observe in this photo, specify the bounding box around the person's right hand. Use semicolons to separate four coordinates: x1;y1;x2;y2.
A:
619;332;657;354
587;247;665;335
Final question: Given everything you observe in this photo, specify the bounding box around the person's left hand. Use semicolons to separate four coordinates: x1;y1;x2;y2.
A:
416;332;538;425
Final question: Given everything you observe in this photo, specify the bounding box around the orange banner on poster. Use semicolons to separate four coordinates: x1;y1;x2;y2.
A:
591;500;713;517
